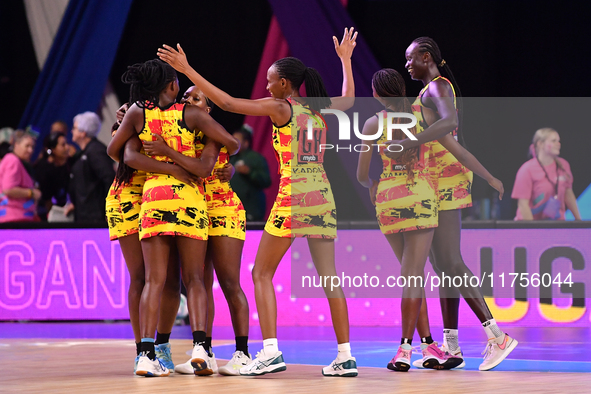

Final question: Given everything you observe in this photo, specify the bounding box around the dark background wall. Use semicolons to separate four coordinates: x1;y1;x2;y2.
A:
346;0;591;219
0;1;39;129
2;0;589;219
109;0;272;136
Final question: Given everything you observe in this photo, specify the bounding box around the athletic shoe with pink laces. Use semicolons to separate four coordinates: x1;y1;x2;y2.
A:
421;342;463;370
387;344;412;372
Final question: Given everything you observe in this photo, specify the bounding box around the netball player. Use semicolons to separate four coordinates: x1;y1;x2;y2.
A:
158;28;360;376
107;105;199;373
145;86;251;376
388;37;518;371
107;59;238;377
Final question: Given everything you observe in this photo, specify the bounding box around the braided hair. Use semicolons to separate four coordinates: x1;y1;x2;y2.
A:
372;68;417;183
121;59;177;109
115;59;176;187
272;57;331;112
412;37;465;146
110;120;135;189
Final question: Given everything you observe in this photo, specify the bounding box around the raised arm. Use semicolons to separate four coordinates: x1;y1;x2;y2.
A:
438;133;504;199
328;27;357;111
356;116;380;205
157;44;289;124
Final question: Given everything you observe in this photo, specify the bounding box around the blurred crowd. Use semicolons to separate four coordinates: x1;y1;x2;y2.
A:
0;117;580;224
0;115;272;224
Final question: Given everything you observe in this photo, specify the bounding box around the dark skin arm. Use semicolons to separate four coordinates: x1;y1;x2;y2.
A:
324;27;357;111
184;105;239;155
143;133;221;178
438;134;504;199
107;103;200;185
107;103;143;161
385;78;458;159
157;44;292;126
123;134;201;186
158;31;358;120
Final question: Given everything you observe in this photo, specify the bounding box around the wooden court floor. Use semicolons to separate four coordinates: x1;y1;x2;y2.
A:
0;339;589;393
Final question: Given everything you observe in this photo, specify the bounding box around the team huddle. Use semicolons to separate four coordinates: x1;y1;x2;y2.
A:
105;28;517;378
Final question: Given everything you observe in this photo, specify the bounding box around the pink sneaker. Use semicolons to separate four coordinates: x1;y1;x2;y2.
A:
421;342;463;370
387;344;412;372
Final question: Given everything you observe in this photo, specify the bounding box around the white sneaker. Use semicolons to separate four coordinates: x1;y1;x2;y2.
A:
441;344;465;369
191;344;213;376
209;352;218;374
174;359;194;374
135;355;170;377
239;349;287;376
218;351;252;376
479;334;518;371
322;356;358;377
412;345;424;368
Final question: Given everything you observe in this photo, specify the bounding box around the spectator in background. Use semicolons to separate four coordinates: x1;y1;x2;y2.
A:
50;120;68;135
0;129;41;223
49;120;77;158
69;111;115;223
229;125;271;221
512;128;581;220
0;127;14;160
33;132;74;221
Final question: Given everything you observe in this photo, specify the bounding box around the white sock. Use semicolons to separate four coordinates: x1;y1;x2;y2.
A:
263;338;279;356
482;319;505;343
443;328;459;352
336;342;352;361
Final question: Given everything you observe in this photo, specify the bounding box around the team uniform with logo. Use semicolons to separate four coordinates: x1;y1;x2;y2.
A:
374;110;438;234
105;170;146;240
264;98;337;239
195;132;246;240
137;102;208;240
419;76;473;210
105;123;146;240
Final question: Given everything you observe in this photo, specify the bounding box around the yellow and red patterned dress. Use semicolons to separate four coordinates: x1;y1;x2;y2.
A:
105;131;146;241
138;103;208;240
375;110;438;233
419;76;473;210
264;98;337;239
195;132;246;240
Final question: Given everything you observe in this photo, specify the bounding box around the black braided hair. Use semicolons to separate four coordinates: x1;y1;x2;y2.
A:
114;146;136;190
121;59;177;109
272;57;331;112
372;68;418;183
412;37;465;146
111;118;135;189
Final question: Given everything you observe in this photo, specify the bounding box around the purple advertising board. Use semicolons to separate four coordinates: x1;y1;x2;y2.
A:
1;228;590;327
